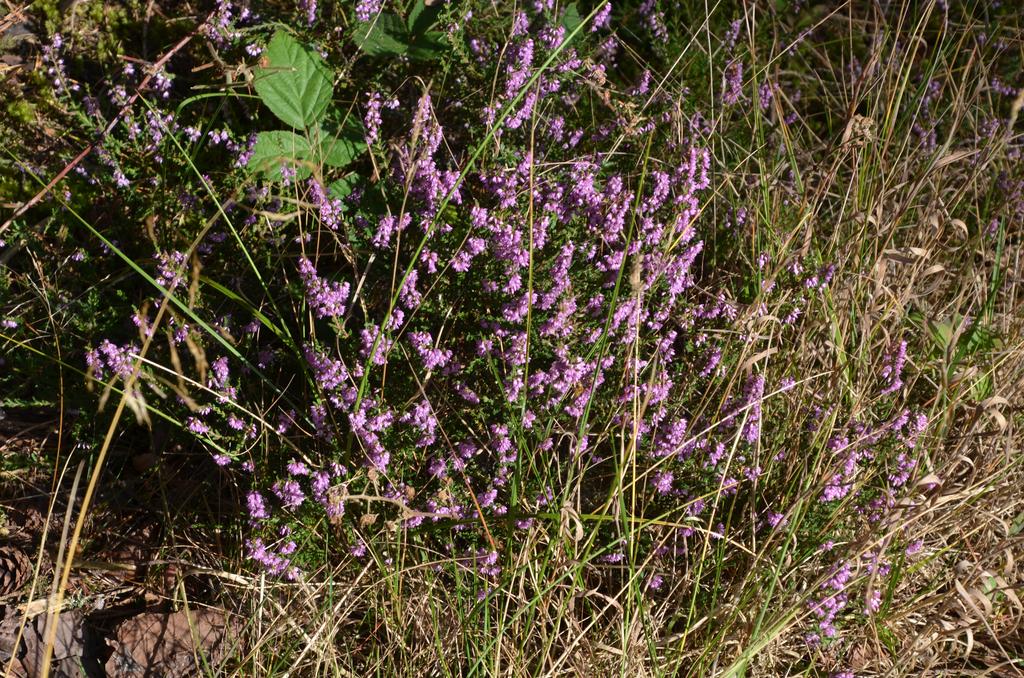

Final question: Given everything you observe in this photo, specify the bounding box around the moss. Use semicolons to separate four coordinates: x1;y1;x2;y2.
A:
5;99;35;126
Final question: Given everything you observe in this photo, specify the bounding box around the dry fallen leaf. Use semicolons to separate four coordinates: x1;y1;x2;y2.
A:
0;606;88;677
105;608;231;678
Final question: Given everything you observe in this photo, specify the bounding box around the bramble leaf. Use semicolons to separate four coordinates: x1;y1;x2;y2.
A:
253;31;334;129
248;130;312;180
329;174;361;203
408;0;442;35
561;3;582;34
354;14;409;56
315;113;368;169
407;30;447;61
318;127;367;168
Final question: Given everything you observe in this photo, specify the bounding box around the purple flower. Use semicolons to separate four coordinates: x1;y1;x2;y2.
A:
209;356;230;389
363;91;396;146
863;588;881;615
298;257;350;319
355;0;383;22
638;0;667;41
247;491;270;520
156;250;188;292
879;340;908;395
407;331;452;370
592;3;612;31
42;34;79;94
758;81;774;110
246;538;297;579
722;61;744;106
307;179;343;230
652;471;673;495
299;0;317;24
186;417;211;436
273;479;305;509
372;213;410;249
364;92;384;144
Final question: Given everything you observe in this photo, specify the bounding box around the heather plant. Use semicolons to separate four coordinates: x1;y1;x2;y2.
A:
1;0;1022;675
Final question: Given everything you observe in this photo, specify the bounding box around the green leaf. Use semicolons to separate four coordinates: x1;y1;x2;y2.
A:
318;129;367;168
1011;510;1024;537
354;14;409;56
407;30;448;61
253;31;334;129
408;0;442;35
329;174;361;203
247;130;312;180
970;372;993;402
561;3;582;34
960;323;998;356
315;114;368;169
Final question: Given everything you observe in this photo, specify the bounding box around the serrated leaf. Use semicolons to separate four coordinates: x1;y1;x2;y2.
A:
247;130;312;180
354;14;409;56
253;31;334;129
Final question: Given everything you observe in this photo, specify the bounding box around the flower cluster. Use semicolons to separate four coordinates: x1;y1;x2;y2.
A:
297;257;350;319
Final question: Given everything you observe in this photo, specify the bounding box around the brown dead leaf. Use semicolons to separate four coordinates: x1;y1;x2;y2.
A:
105;608;231;677
0;606;88;677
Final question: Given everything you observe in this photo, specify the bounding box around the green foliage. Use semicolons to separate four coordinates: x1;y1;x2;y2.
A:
253;31;334;129
5;99;34;125
247;33;368;181
353;0;448;60
247;124;366;181
248;130;313;179
316;119;368;169
561;2;583;34
3;1;1024;674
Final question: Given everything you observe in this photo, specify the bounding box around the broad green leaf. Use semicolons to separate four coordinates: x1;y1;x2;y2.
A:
407;30;448;61
561;3;582;34
253;31;334;129
354;13;409;56
314;115;368;169
329;174;361;203
960;323;998;355
929;318;954;353
408;0;442;35
319;132;367;169
248;130;312;180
